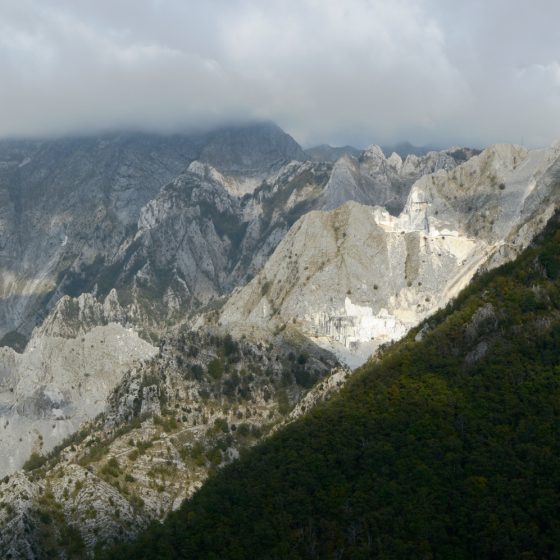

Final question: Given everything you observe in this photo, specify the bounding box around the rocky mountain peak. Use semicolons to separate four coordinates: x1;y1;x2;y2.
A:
198;122;306;177
35;290;127;339
0;291;156;477
400;150;456;177
304;144;361;162
186;160;250;196
386;152;403;172
360;144;387;164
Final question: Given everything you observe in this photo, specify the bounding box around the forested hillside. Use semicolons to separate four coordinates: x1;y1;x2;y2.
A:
102;213;560;559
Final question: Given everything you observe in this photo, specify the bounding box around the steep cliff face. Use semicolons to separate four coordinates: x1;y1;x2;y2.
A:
217;143;560;366
0;124;306;345
71;159;333;332
217;201;488;366
0;293;157;477
316;145;471;214
402;143;560;248
0;133;200;344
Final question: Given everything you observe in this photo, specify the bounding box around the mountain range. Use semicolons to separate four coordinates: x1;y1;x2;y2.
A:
0;122;558;558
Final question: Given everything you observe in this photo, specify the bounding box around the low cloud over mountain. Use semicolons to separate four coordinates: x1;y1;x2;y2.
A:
1;0;559;147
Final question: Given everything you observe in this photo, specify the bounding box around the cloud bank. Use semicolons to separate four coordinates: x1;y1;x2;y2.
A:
0;0;559;148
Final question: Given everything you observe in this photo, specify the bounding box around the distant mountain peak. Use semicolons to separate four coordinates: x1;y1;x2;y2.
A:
305;143;361;162
199;121;306;176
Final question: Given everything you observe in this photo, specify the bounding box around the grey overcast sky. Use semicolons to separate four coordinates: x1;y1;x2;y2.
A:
0;0;559;148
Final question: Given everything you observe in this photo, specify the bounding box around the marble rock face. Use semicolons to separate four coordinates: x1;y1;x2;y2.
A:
217;143;560;366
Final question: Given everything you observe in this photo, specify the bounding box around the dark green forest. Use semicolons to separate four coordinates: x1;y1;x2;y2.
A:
102;213;560;559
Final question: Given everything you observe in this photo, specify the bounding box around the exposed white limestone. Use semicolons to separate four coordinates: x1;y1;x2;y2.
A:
0;295;157;477
217;142;560;366
187;160;261;196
